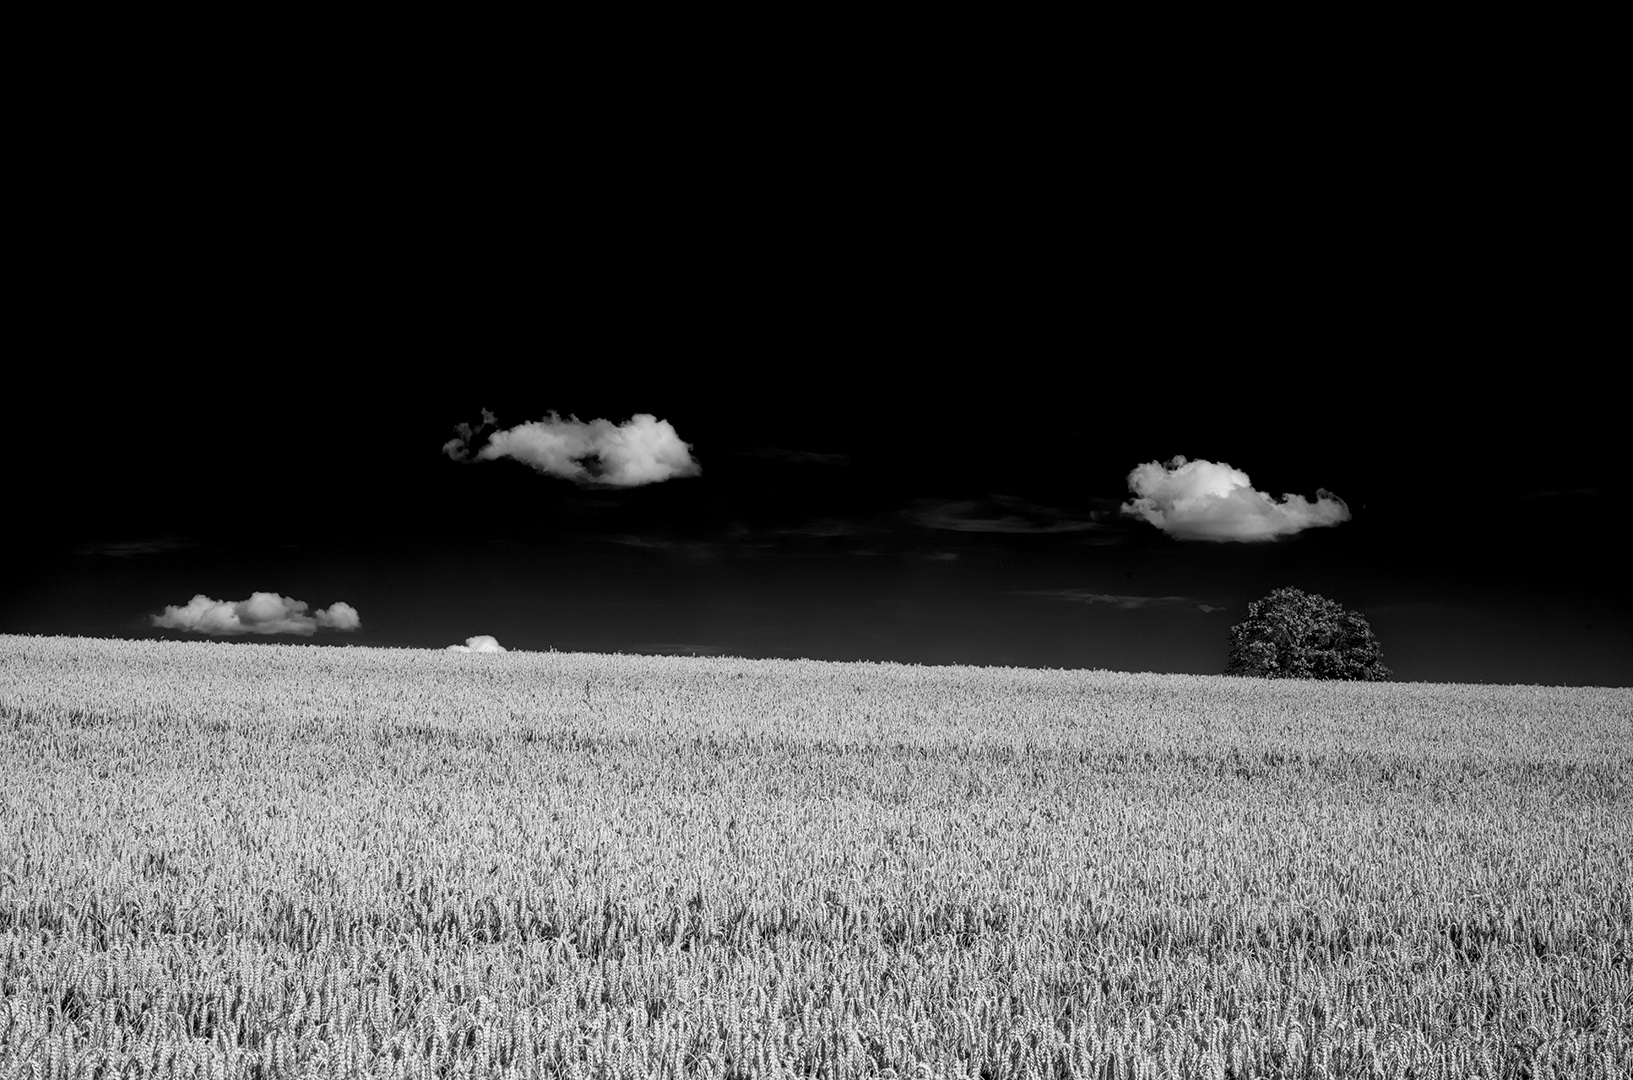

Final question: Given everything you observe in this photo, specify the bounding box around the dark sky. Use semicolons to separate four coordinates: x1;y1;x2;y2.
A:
7;60;1623;685
4;355;1625;685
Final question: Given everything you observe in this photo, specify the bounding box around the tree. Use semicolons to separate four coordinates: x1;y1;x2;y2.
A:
1225;587;1391;680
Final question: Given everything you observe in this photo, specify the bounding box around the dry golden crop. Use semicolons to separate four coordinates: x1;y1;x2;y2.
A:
0;633;1629;1078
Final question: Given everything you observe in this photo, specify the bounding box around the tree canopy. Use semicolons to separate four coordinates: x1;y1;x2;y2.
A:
1225;587;1391;681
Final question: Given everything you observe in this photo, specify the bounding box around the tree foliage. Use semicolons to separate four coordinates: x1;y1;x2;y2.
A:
1226;587;1391;681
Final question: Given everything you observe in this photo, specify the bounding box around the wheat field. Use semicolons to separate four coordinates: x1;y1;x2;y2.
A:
0;634;1629;1079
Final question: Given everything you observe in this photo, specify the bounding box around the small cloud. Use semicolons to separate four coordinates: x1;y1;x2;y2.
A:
151;593;360;635
445;410;700;487
1014;590;1192;609
921;551;960;561
316;601;361;630
742;447;849;465
447;635;506;653
1197;603;1228;613
1121;457;1350;542
913;496;1102;534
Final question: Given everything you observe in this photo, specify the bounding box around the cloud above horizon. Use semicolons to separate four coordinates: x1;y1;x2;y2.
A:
447;635;506;653
741;446;849;466
444;410;700;487
75;536;197;558
1121;457;1350;541
913;496;1102;534
151;593;360;635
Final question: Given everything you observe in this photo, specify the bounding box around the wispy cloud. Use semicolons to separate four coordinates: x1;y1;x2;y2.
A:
913;496;1102;534
447;635;506;653
1196;603;1228;614
1014;590;1193;609
769;517;881;539
445;410;700;487
151;593;359;635
741;447;849;465
76;537;196;558
1121;457;1350;542
605;535;728;561
606;535;675;549
1516;487;1602;499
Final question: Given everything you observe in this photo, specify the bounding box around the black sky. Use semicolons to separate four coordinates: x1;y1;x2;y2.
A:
7;52;1624;685
5;355;1625;685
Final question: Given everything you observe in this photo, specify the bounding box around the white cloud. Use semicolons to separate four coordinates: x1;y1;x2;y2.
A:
447;635;506;653
445;411;700;487
315;601;361;630
1120;456;1350;542
151;593;360;635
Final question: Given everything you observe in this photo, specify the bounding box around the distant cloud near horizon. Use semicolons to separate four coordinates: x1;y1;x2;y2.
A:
447;635;506;653
151;593;359;635
444;410;700;487
1121;457;1350;542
